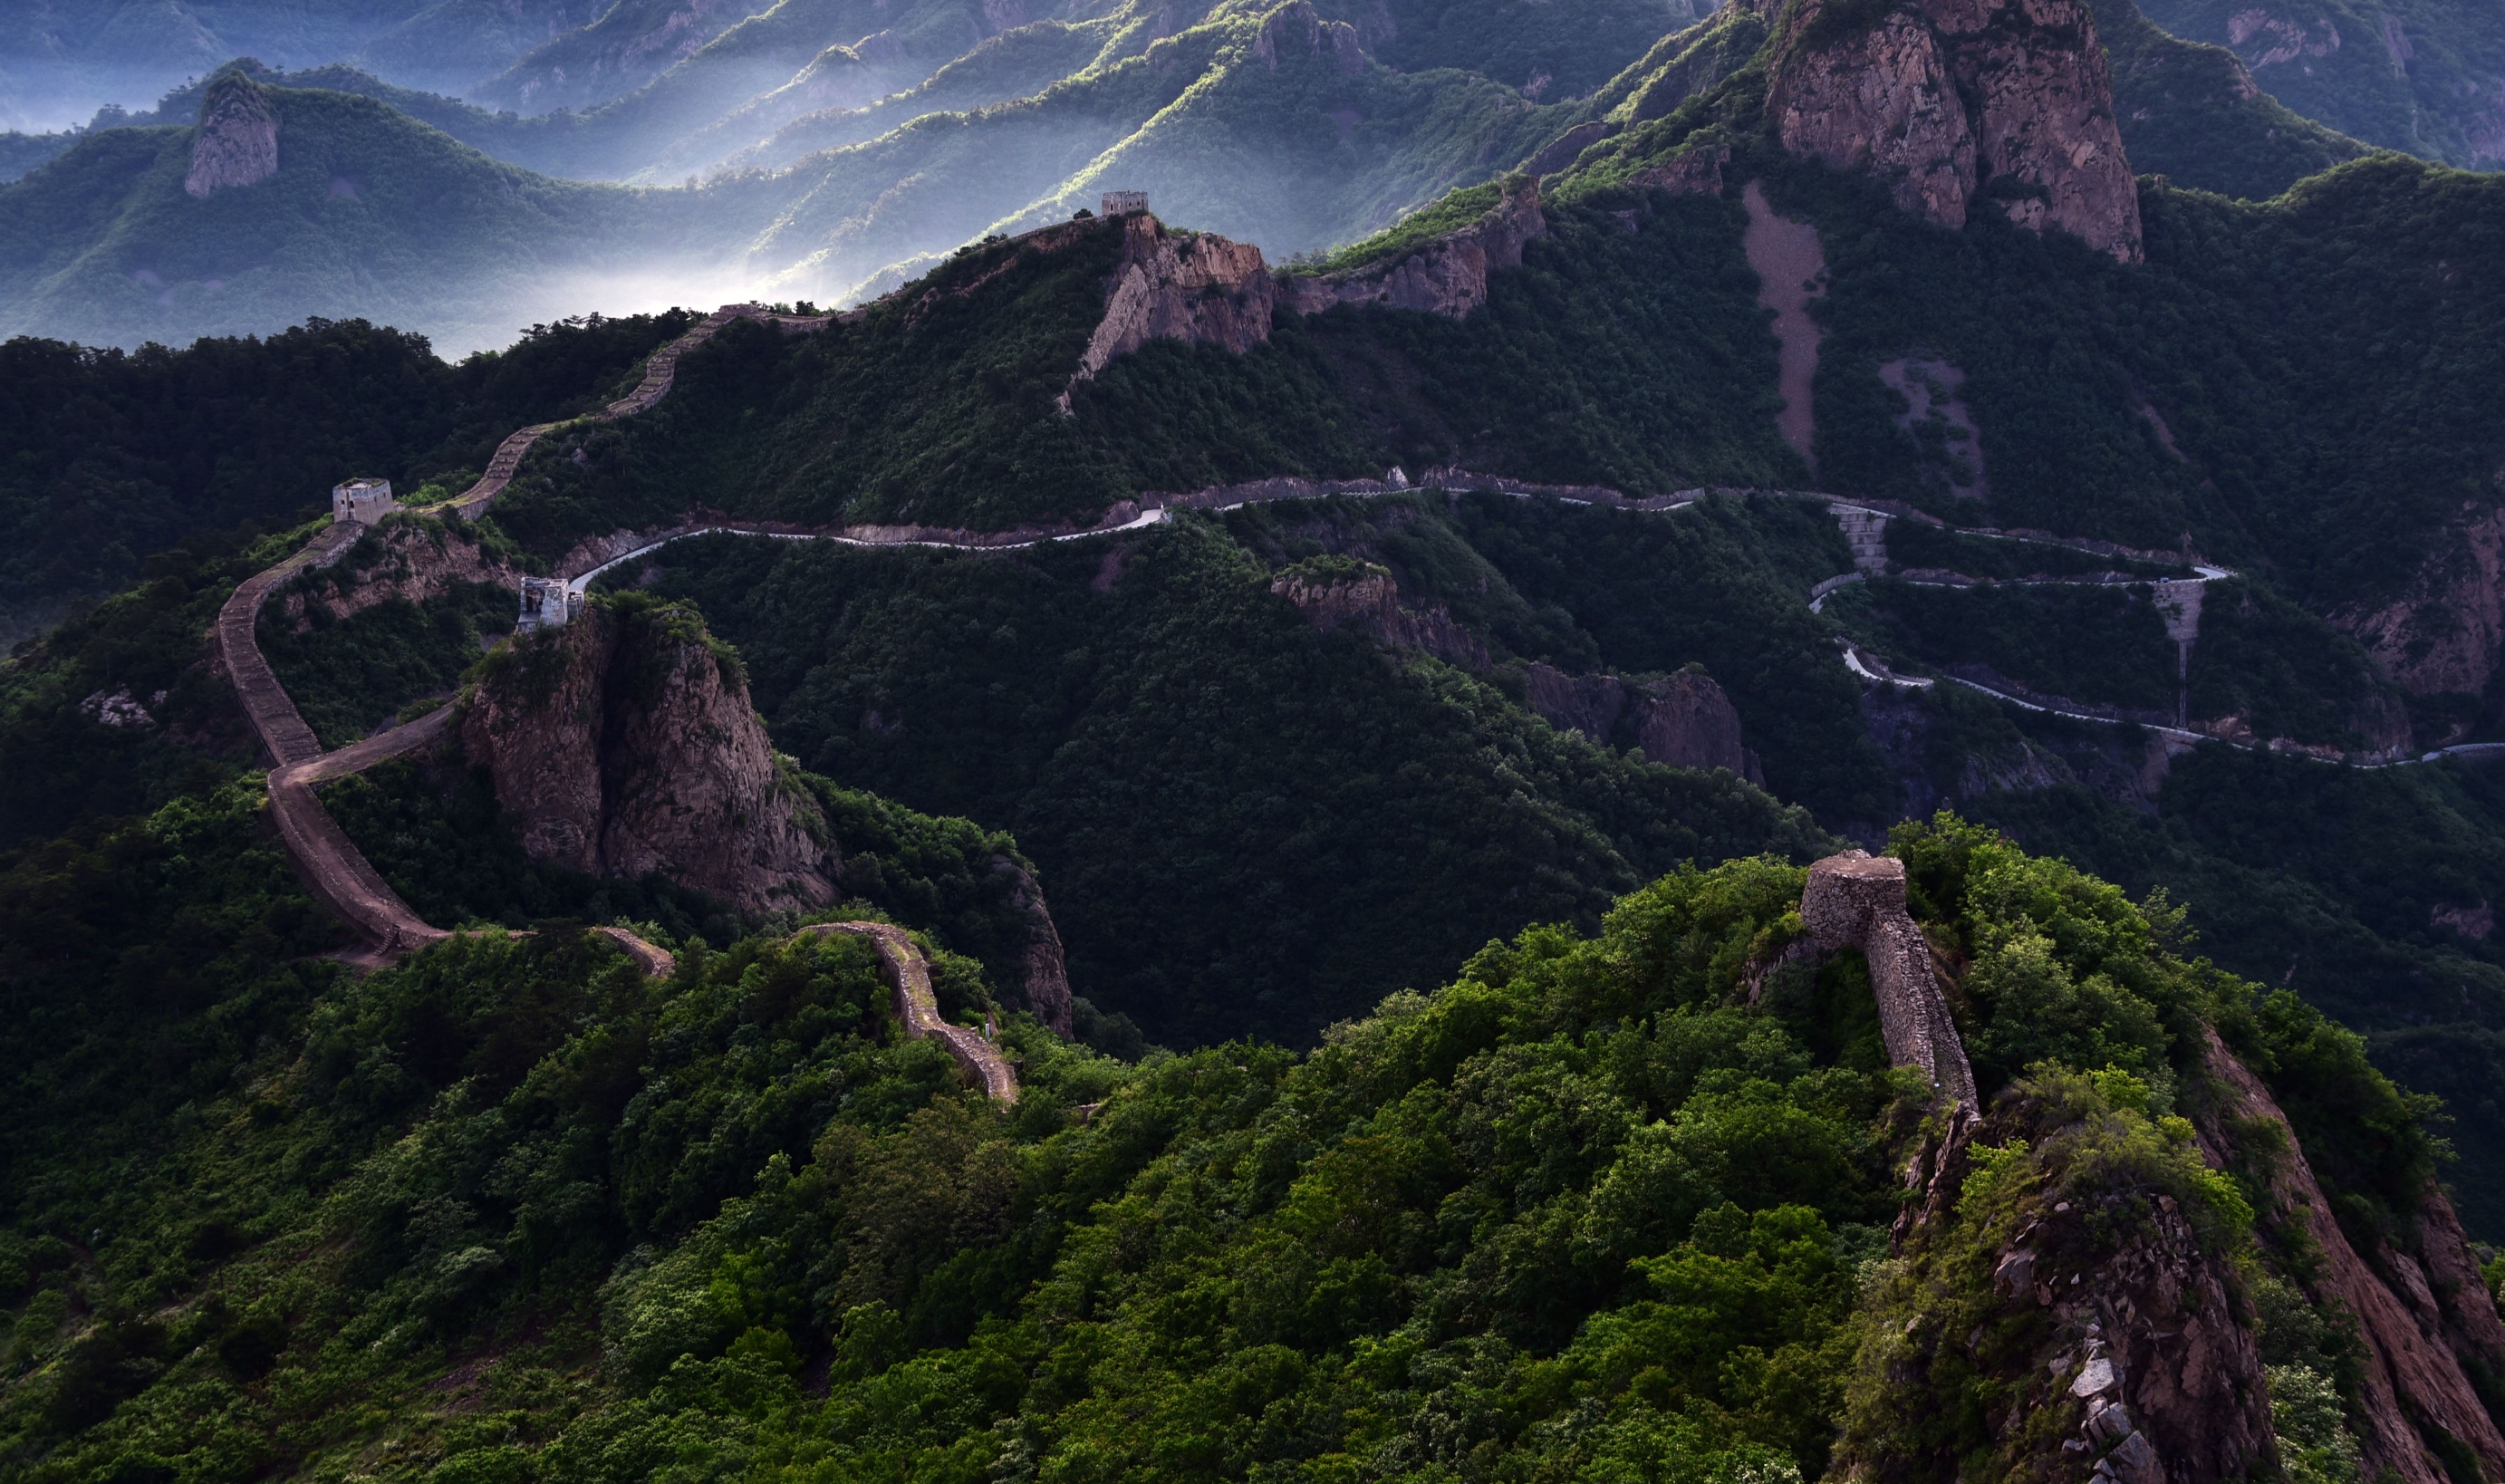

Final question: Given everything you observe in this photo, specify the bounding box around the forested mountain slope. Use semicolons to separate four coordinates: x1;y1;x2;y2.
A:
0;312;696;646
0;0;604;129
9;4;2505;1478
4;0;2504;1197
10;0;2479;348
0;75;749;354
0;4;1621;349
3;807;2494;1484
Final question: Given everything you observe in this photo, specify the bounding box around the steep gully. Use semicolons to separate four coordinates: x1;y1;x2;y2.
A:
214;304;1018;1103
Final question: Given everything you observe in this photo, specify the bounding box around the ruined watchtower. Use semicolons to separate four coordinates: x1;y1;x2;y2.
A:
332;477;394;525
517;576;580;632
1101;190;1149;216
1800;851;1977;1107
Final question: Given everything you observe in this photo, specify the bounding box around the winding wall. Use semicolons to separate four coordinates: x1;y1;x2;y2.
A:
209;305;1019;1103
802;922;1020;1103
207;304;2481;1107
562;476;2479;775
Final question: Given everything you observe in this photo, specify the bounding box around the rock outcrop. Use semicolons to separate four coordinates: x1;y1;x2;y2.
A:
1762;0;2143;261
2194;1029;2505;1484
2337;506;2505;714
462;596;840;916
1522;662;1764;781
186;71;279;199
1068;213;1276;392
1270;561;1490;669
274;518;518;631
993;854;1074;1035
1857;1080;2278;1484
1249;0;1367;74
1283;175;1546;319
1626;143;1732;197
2017;1193;2273;1484
1799;850;1979;1106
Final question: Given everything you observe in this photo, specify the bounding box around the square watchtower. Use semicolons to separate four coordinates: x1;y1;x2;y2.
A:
1100;190;1149;216
517;576;579;632
332;477;395;525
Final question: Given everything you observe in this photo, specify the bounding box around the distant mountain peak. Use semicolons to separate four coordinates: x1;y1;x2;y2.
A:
184;69;279;198
1765;0;2144;261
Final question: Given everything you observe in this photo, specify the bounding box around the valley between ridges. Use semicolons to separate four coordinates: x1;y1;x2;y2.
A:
207;300;2503;1094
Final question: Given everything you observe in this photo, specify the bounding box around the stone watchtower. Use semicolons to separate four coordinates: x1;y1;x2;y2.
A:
332;477;394;525
1101;190;1149;216
1799;851;1978;1107
517;576;579;632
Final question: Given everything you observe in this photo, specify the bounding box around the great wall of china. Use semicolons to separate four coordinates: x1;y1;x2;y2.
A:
212;304;1016;1103
207;276;2504;1112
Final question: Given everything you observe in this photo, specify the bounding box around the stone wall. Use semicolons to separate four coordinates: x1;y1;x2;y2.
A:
1798;850;1978;1107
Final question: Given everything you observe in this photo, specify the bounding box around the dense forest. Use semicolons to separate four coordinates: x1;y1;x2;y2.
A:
534;497;1842;1048
5;0;2505;1474
0;312;690;643
0;801;2441;1482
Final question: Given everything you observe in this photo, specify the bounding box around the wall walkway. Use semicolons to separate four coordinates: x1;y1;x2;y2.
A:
211;305;1018;1103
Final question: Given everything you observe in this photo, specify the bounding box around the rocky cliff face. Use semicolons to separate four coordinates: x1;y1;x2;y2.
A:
275;520;517;631
1845;1074;2278;1484
2194;1030;2505;1484
1970;1146;2277;1484
993;853;1074;1035
1249;0;1368;74
1270;563;1490;669
1065;159;1543;392
1523;662;1765;782
1283;175;1547;319
462;596;840;916
185;72;279;199
1763;0;2143;261
1067;214;1277;395
2337;506;2505;716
